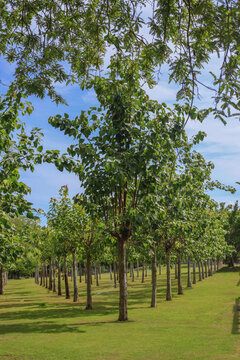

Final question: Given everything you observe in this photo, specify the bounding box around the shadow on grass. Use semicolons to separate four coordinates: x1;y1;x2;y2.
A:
232;297;240;335
0;321;86;334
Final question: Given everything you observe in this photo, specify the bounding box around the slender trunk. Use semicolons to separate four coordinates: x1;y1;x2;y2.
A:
99;263;101;280
72;252;79;302
137;259;139;277
145;264;148;277
205;262;208;278
40;267;43;286
0;265;4;295
48;259;52;290
208;260;211;276
217;260;220;271
52;259;56;292
58;257;62;296
110;264;112;280
187;259;192;287
159;263;161;275
142;259;145;283
201;262;205;279
177;253;183;295
84;263;87;283
116;262;119;281
198;262;202;281
94;262;97;279
118;239;128;321
113;259;117;288
86;252;92;310
213;260;216;274
42;263;46;287
96;262;99;286
151;245;157;307
131;262;135;282
35;265;39;284
64;255;70;299
192;262;196;284
71;265;73;282
79;263;82;283
45;264;48;288
166;249;172;301
175;262;178;279
209;260;213;276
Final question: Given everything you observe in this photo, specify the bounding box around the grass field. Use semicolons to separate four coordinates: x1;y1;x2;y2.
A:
0;266;239;360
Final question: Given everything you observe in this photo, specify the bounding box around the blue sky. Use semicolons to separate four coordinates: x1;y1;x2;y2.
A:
1;53;239;225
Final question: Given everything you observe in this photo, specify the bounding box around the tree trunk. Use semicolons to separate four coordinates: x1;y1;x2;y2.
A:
35;265;39;284
213;260;216;273
45;264;48;288
118;239;128;321
113;259;117;288
192;262;196;284
40;266;43;286
209;260;213;276
177;253;183;295
175;262;178;279
57;257;62;296
205;262;208;278
48;259;52;290
0;265;4;295
64;255;70;299
99;263;101;280
166;249;172;301
201;262;205;279
159;263;161;275
79;263;82;283
84;263;87;283
110;263;112;280
42;263;45;287
72;252;79;302
145;263;148;277
96;262;99;286
116;262;119;281
94;262;97;279
151;245;157;307
187;259;192;287
52;259;56;292
136;259;139;277
86;252;92;310
131;262;135;282
198;262;202;281
142;258;145;283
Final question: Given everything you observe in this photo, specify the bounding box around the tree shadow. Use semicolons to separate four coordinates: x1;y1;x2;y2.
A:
232;297;240;335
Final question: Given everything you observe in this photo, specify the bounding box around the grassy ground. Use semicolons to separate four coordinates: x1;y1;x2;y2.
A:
0;266;239;360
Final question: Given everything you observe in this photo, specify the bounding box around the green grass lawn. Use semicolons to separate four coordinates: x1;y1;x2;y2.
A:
0;266;239;360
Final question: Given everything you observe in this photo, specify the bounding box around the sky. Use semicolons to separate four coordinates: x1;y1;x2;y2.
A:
1;48;240;225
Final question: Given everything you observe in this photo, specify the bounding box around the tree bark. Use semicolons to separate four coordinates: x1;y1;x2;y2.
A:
187;259;192;287
177;253;183;295
79;263;82;283
96;262;99;286
86;252;92;310
0;265;4;295
136;259;139;277
45;264;48;288
52;259;56;292
201;262;205;279
145;263;148;277
42;263;46;287
72;252;79;302
198;262;202;281
57;257;62;296
213;260;216;273
204;262;208;278
159;263;161;275
118;239;128;321
192;262;196;284
166;250;172;301
40;266;43;286
64;255;70;299
99;263;101;280
209;259;213;276
48;259;52;290
113;259;117;288
151;245;157;307
110;263;112;280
